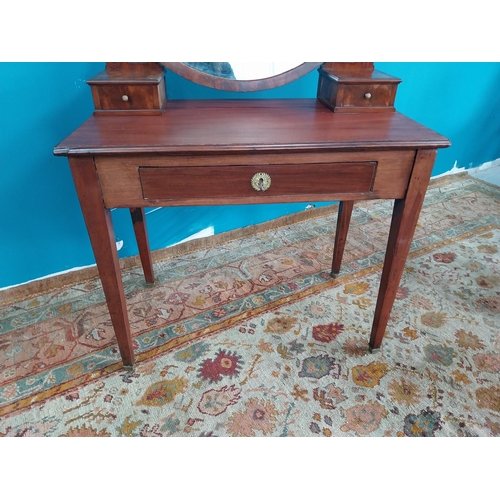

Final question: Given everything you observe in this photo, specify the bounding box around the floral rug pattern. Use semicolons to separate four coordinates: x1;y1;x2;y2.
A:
1;177;499;436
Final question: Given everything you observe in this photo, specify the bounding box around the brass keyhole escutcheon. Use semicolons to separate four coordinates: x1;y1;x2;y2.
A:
251;172;272;192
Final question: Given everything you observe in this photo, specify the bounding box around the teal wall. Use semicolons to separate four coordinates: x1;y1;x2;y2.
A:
1;62;499;289
377;63;500;174
1;63;103;288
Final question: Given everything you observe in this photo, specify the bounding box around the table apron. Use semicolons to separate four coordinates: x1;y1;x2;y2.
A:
94;150;417;208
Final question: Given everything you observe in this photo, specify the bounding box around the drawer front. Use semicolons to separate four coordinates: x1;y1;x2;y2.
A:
95;151;415;208
139;163;376;201
340;83;397;109
93;84;156;111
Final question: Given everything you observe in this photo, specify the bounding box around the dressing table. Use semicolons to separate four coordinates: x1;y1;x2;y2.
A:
54;62;450;369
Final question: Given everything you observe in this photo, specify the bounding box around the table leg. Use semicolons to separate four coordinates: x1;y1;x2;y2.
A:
69;157;135;368
130;208;155;284
331;200;354;277
369;149;437;351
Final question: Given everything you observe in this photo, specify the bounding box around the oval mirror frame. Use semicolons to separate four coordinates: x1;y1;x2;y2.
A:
162;62;322;92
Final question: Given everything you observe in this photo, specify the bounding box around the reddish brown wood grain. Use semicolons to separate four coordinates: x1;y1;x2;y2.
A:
317;67;401;113
69;157;135;368
87;63;166;115
138;162;376;201
130;208;154;284
94;150;415;208
53;100;449;156
369;149;438;351
331;200;354;277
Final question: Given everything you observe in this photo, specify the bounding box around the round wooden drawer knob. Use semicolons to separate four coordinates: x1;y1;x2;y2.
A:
364;93;372;100
121;95;129;102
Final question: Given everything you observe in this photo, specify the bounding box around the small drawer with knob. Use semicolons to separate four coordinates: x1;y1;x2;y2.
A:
92;84;158;111
317;68;401;113
87;66;167;115
338;83;399;110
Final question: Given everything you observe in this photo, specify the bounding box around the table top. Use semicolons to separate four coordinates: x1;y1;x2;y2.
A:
54;99;450;156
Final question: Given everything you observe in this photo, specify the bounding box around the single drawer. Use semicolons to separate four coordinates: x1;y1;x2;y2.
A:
87;65;167;115
317;68;400;113
139;162;377;201
92;84;157;111
340;83;397;109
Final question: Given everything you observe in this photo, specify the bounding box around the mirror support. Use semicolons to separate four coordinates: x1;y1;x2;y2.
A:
86;62;402;115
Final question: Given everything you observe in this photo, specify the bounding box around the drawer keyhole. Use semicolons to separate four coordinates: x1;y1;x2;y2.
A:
251;172;272;192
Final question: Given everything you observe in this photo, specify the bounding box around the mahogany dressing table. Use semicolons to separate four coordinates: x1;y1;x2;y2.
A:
54;62;450;369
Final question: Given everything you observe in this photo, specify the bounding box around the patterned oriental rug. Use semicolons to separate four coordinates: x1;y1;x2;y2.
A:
1;175;499;437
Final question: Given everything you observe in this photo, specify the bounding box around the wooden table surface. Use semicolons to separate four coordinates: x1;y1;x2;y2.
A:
54;99;449;155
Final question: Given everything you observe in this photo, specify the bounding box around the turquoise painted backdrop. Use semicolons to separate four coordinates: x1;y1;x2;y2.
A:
1;62;500;289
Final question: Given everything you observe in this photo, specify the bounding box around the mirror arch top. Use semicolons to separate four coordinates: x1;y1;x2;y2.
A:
162;62;322;92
